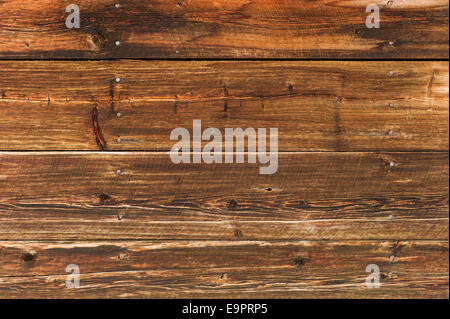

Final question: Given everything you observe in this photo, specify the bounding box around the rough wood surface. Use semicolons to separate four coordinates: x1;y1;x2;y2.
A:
0;241;447;298
0;0;448;300
0;61;448;151
0;0;448;59
0;152;447;240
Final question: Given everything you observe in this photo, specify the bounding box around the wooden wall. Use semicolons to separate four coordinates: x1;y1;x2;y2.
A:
0;0;448;299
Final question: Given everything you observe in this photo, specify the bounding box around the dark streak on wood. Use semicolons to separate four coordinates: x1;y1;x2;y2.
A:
427;70;437;97
91;106;107;150
223;85;229;114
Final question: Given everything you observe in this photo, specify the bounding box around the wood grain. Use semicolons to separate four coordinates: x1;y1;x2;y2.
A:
0;152;447;240
0;241;447;298
0;61;448;151
0;0;448;59
0;0;448;299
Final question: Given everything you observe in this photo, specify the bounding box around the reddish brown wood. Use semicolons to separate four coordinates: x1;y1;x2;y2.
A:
0;0;448;59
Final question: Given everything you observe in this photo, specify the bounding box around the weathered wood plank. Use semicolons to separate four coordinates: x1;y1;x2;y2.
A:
1;271;447;298
0;0;448;59
0;152;447;240
1;218;447;241
0;61;448;151
0;241;447;298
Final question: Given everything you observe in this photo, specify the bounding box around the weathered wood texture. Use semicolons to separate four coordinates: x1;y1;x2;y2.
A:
0;0;448;300
0;152;447;240
0;0;448;59
0;241;447;298
0;61;448;151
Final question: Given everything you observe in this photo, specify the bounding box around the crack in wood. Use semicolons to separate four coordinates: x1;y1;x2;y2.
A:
92;106;107;150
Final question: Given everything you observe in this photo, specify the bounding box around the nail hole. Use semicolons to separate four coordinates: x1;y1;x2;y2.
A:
227;199;239;210
265;187;272;191
115;77;121;83
22;250;36;262
298;200;309;208
118;253;129;260
115;40;121;46
116;112;122;118
384;160;397;171
389;71;395;76
114;3;121;8
391;241;406;256
288;83;294;94
98;193;112;202
116;137;122;143
292;256;306;267
234;229;243;238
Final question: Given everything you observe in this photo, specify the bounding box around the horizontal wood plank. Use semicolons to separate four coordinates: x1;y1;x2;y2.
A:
0;61;448;151
0;0;448;59
0;152;447;240
0;241;447;298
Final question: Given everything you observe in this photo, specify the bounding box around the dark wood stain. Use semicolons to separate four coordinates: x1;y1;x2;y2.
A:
91;106;107;150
